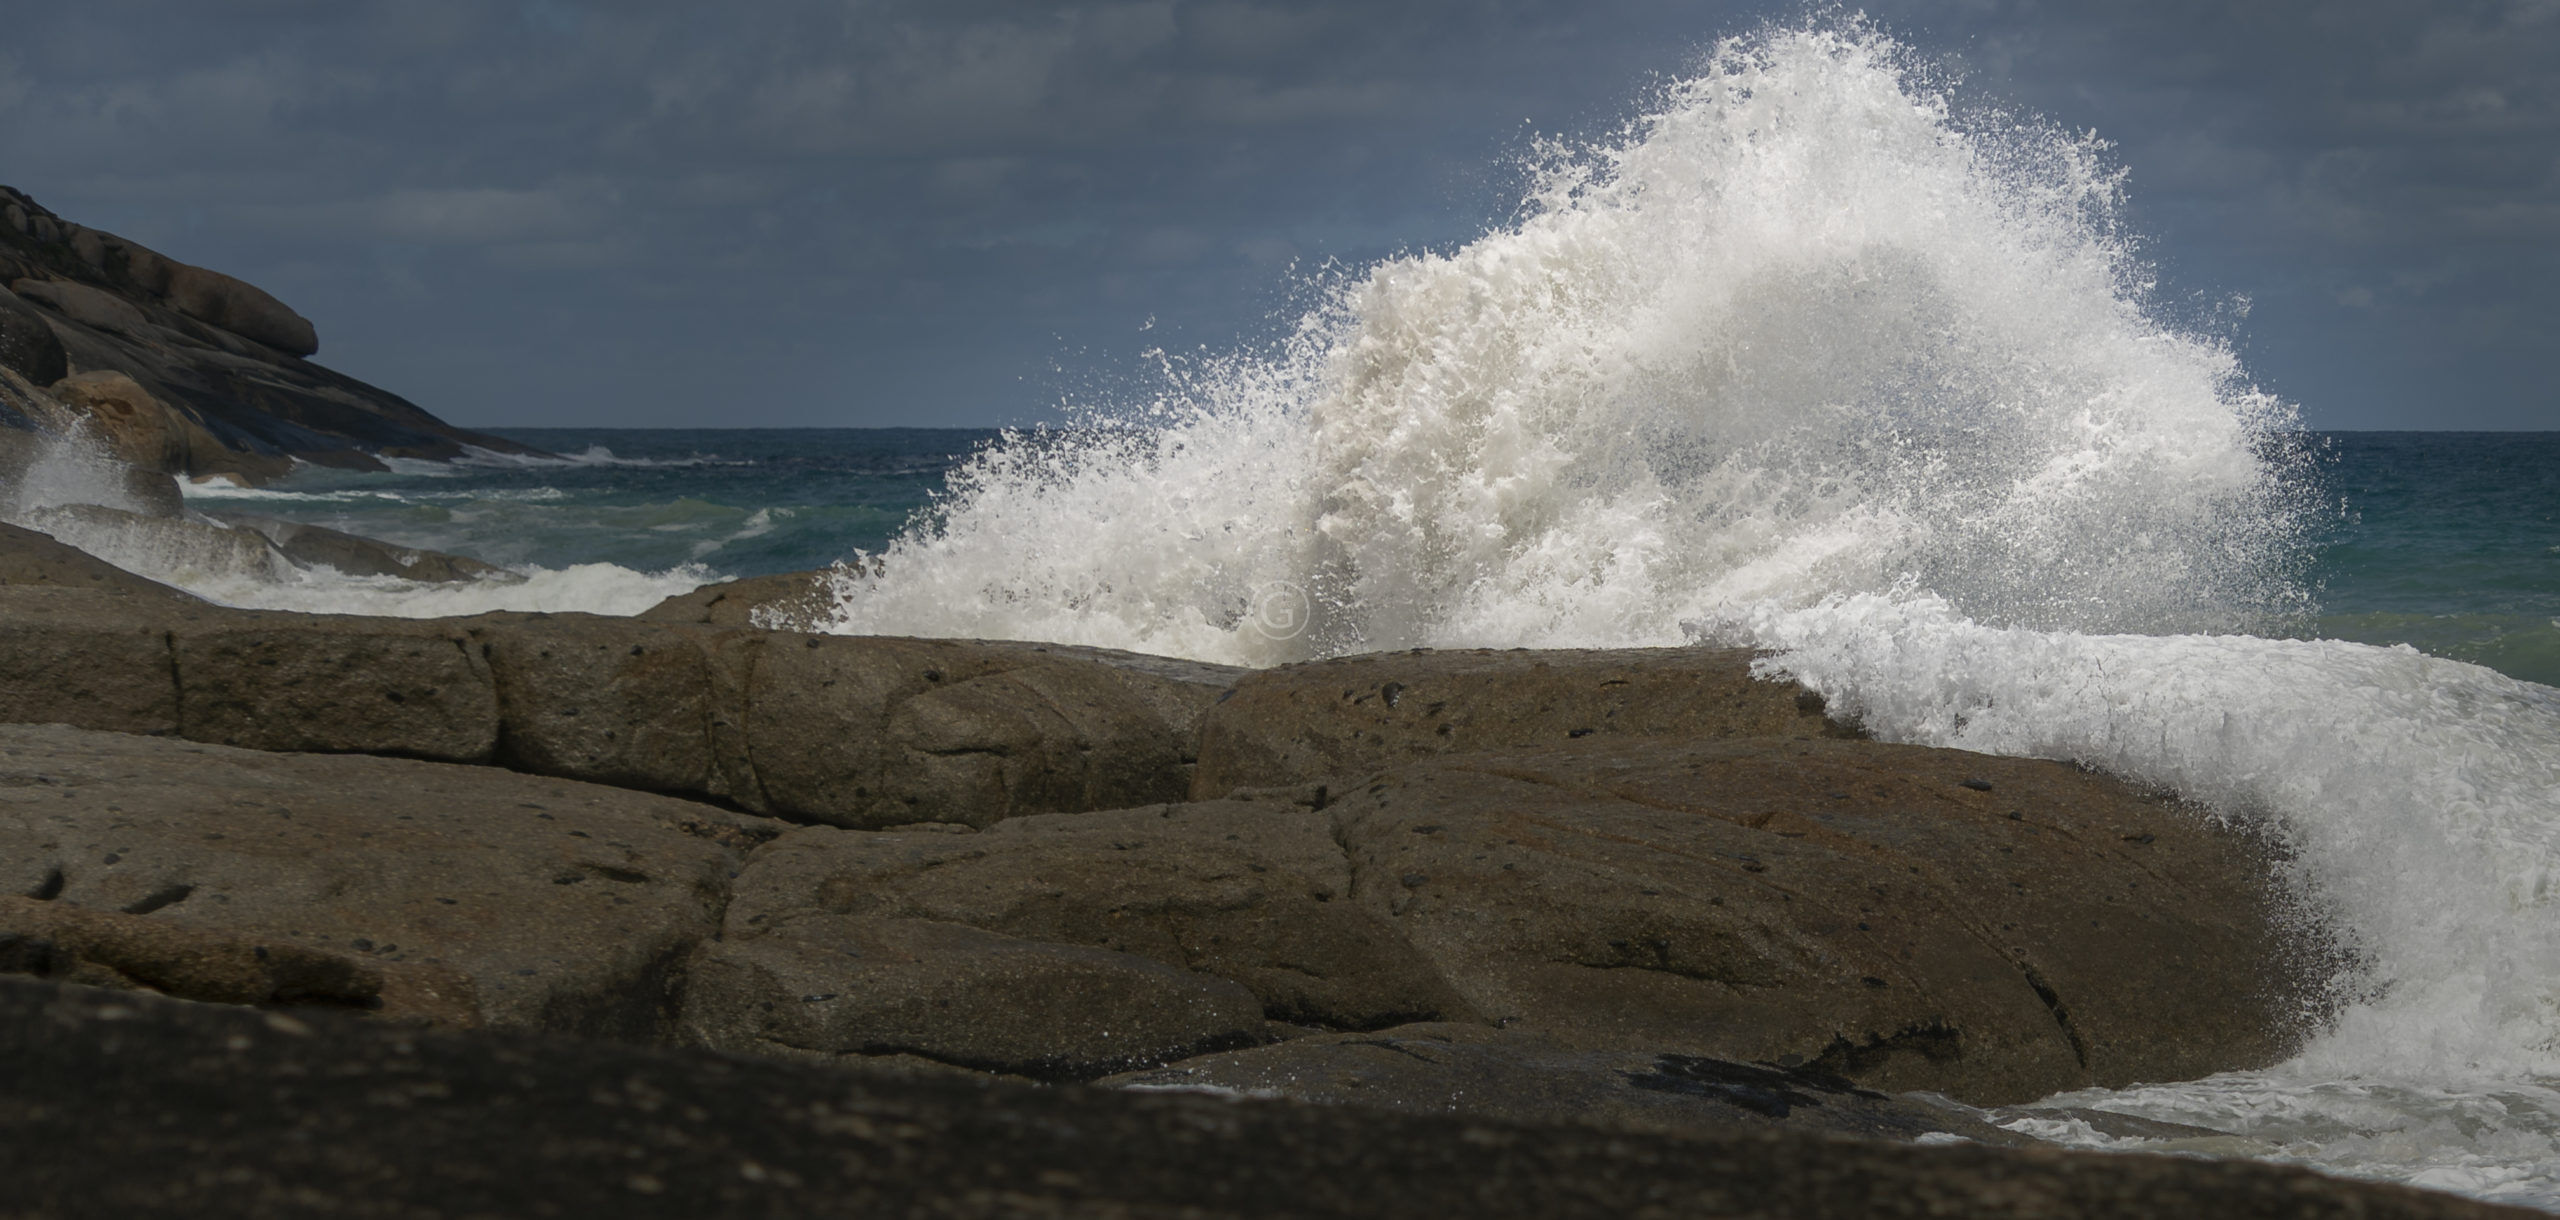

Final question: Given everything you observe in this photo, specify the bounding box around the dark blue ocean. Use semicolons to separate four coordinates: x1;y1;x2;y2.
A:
173;427;2560;689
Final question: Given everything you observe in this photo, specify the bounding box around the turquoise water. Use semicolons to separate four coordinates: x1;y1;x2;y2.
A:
182;427;998;579
176;426;2560;688
2311;433;2560;687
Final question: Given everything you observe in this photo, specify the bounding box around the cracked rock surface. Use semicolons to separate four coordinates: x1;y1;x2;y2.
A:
1315;737;2315;1103
0;723;777;1037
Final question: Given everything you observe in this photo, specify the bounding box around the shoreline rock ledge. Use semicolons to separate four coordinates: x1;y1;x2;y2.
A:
0;543;2449;1216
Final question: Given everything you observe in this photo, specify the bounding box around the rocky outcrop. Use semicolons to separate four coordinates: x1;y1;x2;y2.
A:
683;913;1272;1080
195;511;516;582
640;568;836;629
0;568;2339;1190
0;521;197;601
0;184;543;479
1190;646;1861;797
0;579;2321;1101
2;978;2531;1220
0;284;68;388
680;739;2309;1103
207;506;517;578
0;723;779;1038
0;585;1223;826
1326;739;2312;1102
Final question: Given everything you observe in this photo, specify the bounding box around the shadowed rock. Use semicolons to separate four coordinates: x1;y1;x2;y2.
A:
1108;1021;2026;1145
681;914;1271;1080
0;977;2529;1220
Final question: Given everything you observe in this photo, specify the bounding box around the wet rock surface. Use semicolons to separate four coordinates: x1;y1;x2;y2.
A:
1107;1021;2025;1145
0;521;196;600
0;978;2530;1220
0;579;2320;1102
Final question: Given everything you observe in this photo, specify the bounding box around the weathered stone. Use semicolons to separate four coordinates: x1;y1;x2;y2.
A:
745;635;1198;828
680;913;1268;1079
13;506;283;585
474;615;739;799
1109;1022;2024;1145
11;277;150;336
0;586;180;733
3;977;2531;1220
724;802;1474;1030
0;284;65;385
42;369;264;494
46;370;181;468
882;661;1189;826
207;512;515;582
0;895;478;1026
172;613;498;762
160;259;318;357
1191;646;1856;798
0;723;776;1036
0;523;196;601
1320;737;2313;1105
639;568;835;629
0;580;1215;823
972;636;1246;751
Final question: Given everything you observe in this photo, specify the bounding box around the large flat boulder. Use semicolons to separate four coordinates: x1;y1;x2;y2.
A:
715;800;1475;1032
690;735;2307;1104
0;723;779;1038
1192;646;1856;797
0;978;2527;1220
1315;737;2314;1104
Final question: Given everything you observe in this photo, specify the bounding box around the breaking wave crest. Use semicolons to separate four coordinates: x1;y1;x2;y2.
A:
820;22;2313;663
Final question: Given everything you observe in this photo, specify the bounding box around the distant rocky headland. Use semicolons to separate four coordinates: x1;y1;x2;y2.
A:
0;184;539;486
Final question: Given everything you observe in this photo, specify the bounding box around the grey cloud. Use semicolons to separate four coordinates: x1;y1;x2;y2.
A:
0;0;2547;428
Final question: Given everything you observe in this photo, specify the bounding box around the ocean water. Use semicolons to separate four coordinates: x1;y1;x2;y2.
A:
7;18;2560;1209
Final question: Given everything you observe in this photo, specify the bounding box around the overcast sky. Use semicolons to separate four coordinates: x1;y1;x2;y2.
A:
2;1;2553;430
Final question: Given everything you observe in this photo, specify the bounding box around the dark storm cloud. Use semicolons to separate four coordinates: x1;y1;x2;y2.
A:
0;1;2551;427
1873;0;2560;425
